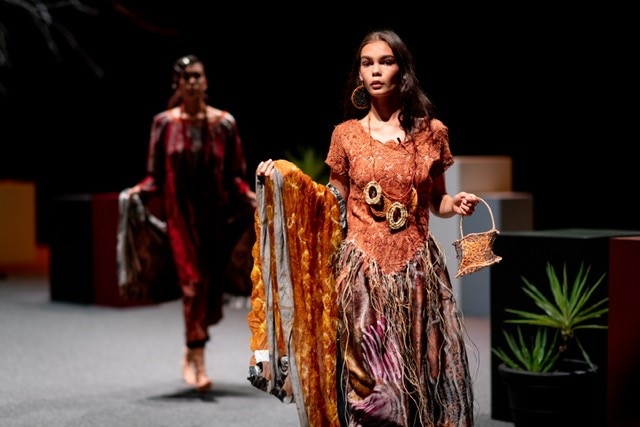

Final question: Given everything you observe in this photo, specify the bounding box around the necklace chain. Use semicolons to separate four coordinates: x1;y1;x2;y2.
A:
364;115;419;230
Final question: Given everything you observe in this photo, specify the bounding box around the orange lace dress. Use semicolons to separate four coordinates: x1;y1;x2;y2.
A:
326;118;474;427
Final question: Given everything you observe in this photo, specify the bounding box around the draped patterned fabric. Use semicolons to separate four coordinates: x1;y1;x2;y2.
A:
247;160;344;427
116;190;180;304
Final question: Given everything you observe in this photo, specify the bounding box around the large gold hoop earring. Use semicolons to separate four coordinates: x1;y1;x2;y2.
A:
351;85;369;110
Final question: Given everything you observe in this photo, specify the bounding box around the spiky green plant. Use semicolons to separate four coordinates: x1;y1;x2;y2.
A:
492;262;608;372
492;327;559;372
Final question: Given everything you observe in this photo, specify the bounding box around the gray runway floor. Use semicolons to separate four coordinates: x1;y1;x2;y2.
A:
0;274;513;426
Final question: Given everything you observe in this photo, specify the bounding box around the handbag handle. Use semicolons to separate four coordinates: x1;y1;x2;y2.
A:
458;197;497;238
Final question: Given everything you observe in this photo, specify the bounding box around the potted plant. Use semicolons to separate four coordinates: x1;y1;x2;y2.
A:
491;261;608;427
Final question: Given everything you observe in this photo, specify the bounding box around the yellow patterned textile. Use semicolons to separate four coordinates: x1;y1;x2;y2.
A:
247;160;343;427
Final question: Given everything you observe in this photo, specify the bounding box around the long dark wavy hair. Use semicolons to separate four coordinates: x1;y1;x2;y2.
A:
342;29;436;133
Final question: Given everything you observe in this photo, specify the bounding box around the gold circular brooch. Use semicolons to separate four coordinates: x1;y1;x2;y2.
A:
386;201;408;230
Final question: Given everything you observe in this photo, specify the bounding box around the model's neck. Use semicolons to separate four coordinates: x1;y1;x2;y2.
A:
181;100;206;116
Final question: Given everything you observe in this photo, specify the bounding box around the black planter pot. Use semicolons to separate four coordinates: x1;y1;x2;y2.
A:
498;359;601;427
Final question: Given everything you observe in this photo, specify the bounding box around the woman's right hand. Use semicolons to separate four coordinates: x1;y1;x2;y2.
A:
256;159;276;179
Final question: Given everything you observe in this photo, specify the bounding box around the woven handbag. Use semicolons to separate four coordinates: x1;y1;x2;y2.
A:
452;197;503;278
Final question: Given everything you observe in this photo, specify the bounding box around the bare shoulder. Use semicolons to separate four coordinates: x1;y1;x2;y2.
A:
163;107;181;119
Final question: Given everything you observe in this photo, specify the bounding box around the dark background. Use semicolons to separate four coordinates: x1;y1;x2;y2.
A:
0;2;636;244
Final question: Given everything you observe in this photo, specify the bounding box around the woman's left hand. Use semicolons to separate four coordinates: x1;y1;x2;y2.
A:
454;192;479;216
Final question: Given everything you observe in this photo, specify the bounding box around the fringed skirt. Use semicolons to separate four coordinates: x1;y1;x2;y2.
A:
336;235;474;427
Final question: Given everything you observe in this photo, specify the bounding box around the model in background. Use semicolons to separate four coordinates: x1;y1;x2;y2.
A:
129;54;256;392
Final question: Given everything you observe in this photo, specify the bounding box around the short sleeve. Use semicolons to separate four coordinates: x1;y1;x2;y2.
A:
429;121;454;177
325;124;349;177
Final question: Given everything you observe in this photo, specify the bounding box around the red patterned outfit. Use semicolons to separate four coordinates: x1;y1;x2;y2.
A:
136;106;254;347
